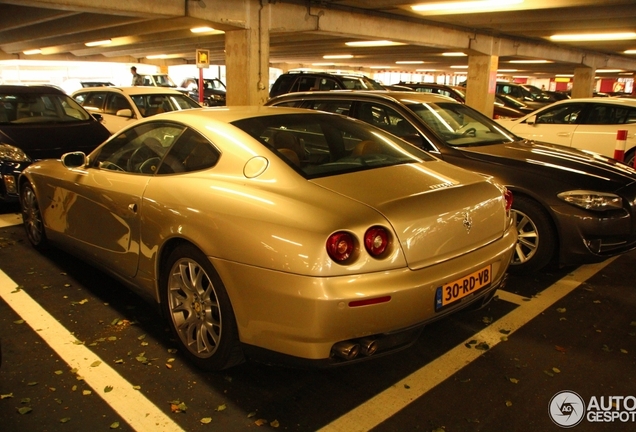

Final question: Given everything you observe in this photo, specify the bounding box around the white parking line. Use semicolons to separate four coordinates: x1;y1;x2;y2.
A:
0;270;185;432
320;258;618;432
0;213;22;228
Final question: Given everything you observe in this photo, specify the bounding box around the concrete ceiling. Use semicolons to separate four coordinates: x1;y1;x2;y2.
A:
1;0;635;79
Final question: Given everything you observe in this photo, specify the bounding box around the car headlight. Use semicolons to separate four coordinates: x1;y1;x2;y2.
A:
0;144;32;163
557;190;623;211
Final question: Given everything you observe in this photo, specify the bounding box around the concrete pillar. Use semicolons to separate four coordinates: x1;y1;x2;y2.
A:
465;54;497;118
571;66;595;98
225;0;269;106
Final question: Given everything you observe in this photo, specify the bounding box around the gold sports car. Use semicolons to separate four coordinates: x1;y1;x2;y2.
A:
19;106;516;370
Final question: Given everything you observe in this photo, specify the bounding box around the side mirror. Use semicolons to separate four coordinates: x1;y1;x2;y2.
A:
91;113;103;122
116;109;133;118
61;152;87;168
526;115;537;126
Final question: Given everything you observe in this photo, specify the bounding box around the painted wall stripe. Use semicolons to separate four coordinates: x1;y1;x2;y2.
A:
0;270;185;432
319;258;617;432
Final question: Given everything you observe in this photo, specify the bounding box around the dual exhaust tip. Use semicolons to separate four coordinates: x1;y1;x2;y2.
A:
331;337;378;361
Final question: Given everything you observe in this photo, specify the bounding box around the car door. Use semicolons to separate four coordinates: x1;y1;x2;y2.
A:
509;102;585;146
43;122;179;277
571;103;636;158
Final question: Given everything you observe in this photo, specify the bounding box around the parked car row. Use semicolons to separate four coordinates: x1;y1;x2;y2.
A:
4;80;636;372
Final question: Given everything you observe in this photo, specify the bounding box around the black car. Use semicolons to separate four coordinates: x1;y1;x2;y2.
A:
180;77;226;106
269;71;385;98
266;90;636;273
0;85;110;202
398;81;524;120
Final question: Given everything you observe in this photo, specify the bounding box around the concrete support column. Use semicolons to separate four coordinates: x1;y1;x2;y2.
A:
225;0;269;106
465;54;497;118
571;66;595;98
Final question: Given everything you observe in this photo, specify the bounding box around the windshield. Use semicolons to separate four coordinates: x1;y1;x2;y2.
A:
232;113;436;179
153;75;177;87
405;101;517;147
0;92;92;125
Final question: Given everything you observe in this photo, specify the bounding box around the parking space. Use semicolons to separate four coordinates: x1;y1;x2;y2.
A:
1;205;634;431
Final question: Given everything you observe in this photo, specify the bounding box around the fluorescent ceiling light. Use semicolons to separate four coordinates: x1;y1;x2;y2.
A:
497;69;518;72
450;65;468;69
596;69;623;73
550;32;636;42
624;50;636;54
556;74;574;77
442;52;466;56
146;54;168;59
23;49;42;55
619;72;634;75
396;60;425;64
345;40;406;47
191;26;215;33
412;0;522;12
323;54;353;59
509;59;552;64
312;62;335;66
85;39;111;47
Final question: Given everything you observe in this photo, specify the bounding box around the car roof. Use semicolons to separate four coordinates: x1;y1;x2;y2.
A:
72;86;186;96
0;84;66;94
268;90;458;105
544;97;636;106
138;105;327;124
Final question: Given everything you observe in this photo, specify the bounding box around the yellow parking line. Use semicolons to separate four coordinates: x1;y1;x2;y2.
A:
0;270;185;432
319;258;618;432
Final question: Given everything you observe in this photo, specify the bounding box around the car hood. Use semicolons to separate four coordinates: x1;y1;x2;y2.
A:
312;161;508;270
460;139;636;189
0;121;110;160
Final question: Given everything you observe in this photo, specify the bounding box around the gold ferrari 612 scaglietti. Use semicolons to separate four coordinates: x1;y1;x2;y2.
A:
19;106;516;370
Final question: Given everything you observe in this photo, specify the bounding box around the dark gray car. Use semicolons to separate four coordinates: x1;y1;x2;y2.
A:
266;90;636;274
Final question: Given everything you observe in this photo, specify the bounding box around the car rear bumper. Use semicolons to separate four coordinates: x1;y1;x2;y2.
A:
211;223;516;365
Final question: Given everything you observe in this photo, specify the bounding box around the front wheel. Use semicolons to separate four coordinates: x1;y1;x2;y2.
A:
20;182;48;250
508;196;557;274
161;244;244;371
624;150;635;169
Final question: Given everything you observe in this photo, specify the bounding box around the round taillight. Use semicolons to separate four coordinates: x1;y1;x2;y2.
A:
326;231;355;262
504;188;513;213
364;226;389;257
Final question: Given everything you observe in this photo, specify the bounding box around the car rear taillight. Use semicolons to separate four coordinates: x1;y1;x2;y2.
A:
326;231;355;262
504;188;513;214
364;226;389;257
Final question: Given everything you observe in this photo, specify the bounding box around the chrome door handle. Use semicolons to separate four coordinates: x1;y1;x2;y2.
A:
128;203;138;213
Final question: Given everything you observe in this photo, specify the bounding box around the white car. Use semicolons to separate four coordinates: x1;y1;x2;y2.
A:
498;97;636;166
72;86;200;134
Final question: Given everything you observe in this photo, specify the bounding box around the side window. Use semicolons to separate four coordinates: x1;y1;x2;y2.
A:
157;128;219;174
306;100;353;117
318;78;338;91
79;92;106;112
587;104;636;125
535;104;583;124
297;77;318;92
92;122;185;174
104;94;132;115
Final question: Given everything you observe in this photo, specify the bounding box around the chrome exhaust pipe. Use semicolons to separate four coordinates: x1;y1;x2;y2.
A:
359;338;378;356
331;341;360;360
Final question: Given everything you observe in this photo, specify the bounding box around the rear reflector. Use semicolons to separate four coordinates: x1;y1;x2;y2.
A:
349;296;391;307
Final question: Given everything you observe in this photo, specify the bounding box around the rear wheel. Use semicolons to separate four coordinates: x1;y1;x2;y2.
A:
20;183;48;250
624;150;635;168
161;244;244;371
508;196;556;274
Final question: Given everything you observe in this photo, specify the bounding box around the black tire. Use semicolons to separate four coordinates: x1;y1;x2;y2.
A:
508;195;557;274
20;182;49;250
624;150;635;169
160;244;244;371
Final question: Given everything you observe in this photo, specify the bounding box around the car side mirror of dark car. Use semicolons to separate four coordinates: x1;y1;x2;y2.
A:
116;109;134;118
91;113;103;122
526;115;537;126
62;152;87;168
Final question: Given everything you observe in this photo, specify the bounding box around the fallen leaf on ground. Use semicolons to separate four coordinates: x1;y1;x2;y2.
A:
200;417;212;424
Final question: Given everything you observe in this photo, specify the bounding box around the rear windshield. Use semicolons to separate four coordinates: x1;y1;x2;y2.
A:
130;94;200;117
0;92;92;124
405;102;517;147
232;113;435;179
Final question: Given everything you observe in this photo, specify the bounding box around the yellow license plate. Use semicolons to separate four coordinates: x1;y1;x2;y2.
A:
435;265;492;310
